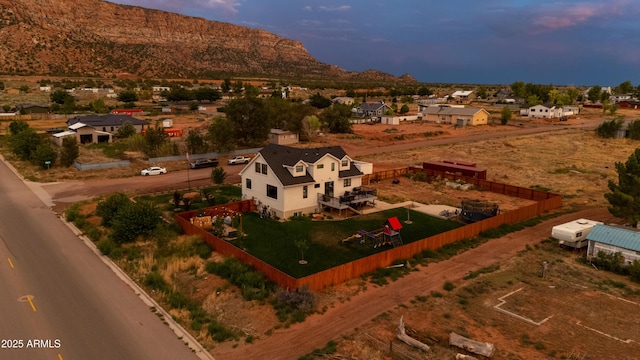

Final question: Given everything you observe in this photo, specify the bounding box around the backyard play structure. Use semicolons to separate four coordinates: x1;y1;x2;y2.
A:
343;217;404;249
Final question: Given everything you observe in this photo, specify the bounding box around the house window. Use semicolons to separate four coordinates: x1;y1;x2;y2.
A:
314;184;320;188
267;185;277;199
344;179;351;187
255;162;261;173
317;164;324;169
102;127;106;131
342;160;349;167
331;163;335;171
295;165;303;173
246;178;252;189
110;126;114;131
261;163;268;175
303;185;308;199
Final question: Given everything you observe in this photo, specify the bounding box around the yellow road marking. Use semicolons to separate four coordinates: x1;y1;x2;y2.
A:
58;354;64;360
7;257;14;268
27;295;37;312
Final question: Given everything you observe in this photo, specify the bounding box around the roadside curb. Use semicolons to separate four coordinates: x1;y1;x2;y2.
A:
59;216;215;360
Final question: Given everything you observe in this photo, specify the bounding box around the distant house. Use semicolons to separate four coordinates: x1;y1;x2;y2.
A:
52;123;112;145
67;114;149;134
610;94;634;103
450;90;476;104
152;86;171;93
618;100;640;110
519;104;572;119
586;224;640;265
355;102;392;118
268;129;299;145
16;104;49;114
380;115;420;125
240;144;374;219
39;86;51;92
332;97;354;105
419;106;489;126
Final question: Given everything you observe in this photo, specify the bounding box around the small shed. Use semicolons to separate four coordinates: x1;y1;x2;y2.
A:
551;218;602;249
586;224;640;264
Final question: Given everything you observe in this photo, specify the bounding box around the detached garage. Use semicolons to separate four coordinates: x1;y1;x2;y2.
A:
586;225;640;265
551;218;602;249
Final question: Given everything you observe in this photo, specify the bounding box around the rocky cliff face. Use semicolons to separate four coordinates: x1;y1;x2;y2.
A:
0;0;410;82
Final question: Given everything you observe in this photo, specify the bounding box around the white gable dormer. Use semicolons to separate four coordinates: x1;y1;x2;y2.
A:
285;160;308;177
339;156;353;171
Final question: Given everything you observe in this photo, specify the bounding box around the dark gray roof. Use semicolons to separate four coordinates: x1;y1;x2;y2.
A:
67;114;149;127
358;102;389;111
586;224;640;251
259;144;362;186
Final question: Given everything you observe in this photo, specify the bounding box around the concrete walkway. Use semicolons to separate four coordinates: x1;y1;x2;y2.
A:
363;199;460;220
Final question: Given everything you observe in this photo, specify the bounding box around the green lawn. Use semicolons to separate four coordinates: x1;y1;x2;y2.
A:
234;208;462;278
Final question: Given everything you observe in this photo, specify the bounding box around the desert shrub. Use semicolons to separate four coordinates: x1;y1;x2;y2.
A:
144;271;170;292
110;200;162;243
96;193;131;227
97;237;117;256
443;281;455;291
207;320;237;342
205;258;275;301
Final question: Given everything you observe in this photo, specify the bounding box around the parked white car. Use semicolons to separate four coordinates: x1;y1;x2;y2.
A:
140;166;167;176
227;156;250;165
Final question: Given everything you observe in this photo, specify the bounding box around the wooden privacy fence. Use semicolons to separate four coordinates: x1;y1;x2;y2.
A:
176;180;562;291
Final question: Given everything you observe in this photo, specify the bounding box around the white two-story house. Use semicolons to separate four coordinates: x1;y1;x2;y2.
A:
240;144;374;219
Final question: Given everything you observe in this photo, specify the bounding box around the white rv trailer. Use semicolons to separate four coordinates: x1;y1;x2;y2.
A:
551;218;603;249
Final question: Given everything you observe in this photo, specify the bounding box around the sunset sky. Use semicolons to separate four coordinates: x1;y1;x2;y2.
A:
109;0;640;86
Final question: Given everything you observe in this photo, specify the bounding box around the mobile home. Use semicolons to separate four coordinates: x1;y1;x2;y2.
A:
551;219;602;249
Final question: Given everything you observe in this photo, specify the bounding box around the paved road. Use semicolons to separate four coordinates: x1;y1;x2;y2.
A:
0;161;199;360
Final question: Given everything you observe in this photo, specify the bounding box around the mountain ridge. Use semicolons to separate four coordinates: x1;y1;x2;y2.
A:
0;0;414;83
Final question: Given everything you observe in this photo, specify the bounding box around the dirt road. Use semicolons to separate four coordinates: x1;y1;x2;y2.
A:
211;207;615;360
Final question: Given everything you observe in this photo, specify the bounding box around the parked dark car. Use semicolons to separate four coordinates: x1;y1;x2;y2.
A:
189;158;219;169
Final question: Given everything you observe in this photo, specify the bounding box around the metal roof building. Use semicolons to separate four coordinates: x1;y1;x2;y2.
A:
586;224;640;265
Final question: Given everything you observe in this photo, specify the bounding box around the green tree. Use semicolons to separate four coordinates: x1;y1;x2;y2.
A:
116;122;136;138
309;93;332;109
207;116;236;152
319;104;352;133
8;127;42;160
510;81;526;98
587;86;602;102
96;193;131;227
0;81;4;90
628;120;640;140
185;129;207;154
59;137;79;167
500;106;512;125
8;120;29;135
31;142;58;168
50;90;74;105
595;118;624;138
399;104;410;114
61;95;76;114
605;148;640;226
143;126;169;157
300;115;321;141
189;101;199;111
417;86;433;96
232;80;244;95
195;87;221;102
19;85;30;93
110;201;162;243
117;90;138;103
526;95;541;106
566;87;579;104
476;86;487;99
221;78;231;93
211;167;226;185
617;80;634;94
90;99;107;113
225;97;269;146
244;84;259;98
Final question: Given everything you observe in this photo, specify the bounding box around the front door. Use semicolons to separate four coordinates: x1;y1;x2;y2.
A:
324;181;334;198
